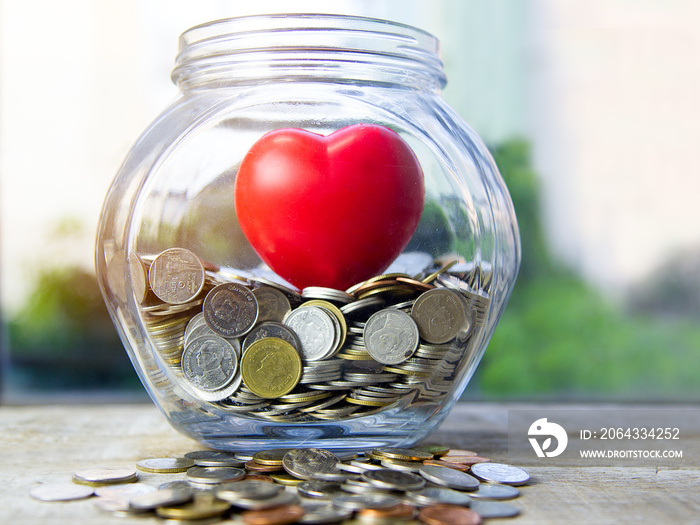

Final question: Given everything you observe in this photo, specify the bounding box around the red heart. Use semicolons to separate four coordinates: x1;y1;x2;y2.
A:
234;124;425;290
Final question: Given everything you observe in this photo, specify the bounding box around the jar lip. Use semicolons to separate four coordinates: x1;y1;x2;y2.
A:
173;13;446;90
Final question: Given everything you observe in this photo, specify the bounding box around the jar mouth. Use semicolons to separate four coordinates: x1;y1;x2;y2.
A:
172;13;447;91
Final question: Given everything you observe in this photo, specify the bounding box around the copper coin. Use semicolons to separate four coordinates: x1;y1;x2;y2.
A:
423;460;470;472
244;474;276;483
454;456;491;466
245;460;283;472
357;502;416;520
419;504;482;525
443;449;478;457
241;504;305;525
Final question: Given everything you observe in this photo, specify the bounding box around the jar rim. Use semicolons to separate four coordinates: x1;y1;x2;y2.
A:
172;13;446;90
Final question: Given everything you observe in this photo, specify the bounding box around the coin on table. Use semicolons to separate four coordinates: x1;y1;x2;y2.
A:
252;286;292;323
406;487;473;507
29;483;94;501
418;504;482;525
332;493;402;511
361;469;425;491
186;466;246;484
371;447;433;462
470;500;520;518
136;457;195;473
363;309;419;365
283;306;337;361
241;504;306;525
181;335;238;392
282;448;339;481
128;487;194;511
94;483;157;499
297;480;344;499
184;450;246;467
215;480;282;502
357;503;417;522
298;506;352;524
156;493;231;520
252;448;296;466
242;322;301;352
419;464;480;491
469;462;530;486
72;467;138;486
411;288;469;344
148;247;205;305
226;490;299;510
203;282;258;338
240;338;302;398
468;484;520;500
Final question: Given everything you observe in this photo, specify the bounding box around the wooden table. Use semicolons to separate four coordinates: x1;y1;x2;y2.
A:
2;402;699;524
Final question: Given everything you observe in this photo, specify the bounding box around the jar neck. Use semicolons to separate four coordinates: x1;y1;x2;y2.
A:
171;14;447;92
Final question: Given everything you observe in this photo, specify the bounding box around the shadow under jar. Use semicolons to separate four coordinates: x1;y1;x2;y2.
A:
95;14;521;452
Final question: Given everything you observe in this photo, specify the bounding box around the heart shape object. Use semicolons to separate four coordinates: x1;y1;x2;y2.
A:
234;124;425;290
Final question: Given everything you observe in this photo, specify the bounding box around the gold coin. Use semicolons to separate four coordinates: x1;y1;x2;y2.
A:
269;471;304;486
252;449;294;466
371;447;433;461
156;493;230;520
241;339;302;399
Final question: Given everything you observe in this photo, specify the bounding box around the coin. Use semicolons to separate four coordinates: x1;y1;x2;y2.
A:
363;309;419;365
29;483;94;502
215;480;282;501
241;504;305;525
148;247;205;305
156;493;231;520
297;480;344;499
94;482;157;499
184;450;246;467
405;487;473;507
469;462;530;486
470;500;520;518
411;288;469;344
298;506;352;524
136;457;195;473
284;306;337;361
282;448;339;481
242;322;301;352
186;466;246;484
418;504;482;525
332;493;401;511
468;484;520;500
419;465;480;491
128;487;194;511
371;447;433;461
240;338;302;398
361;469;425;491
252;448;296;466
72;467;138;486
226;490;298;510
181;335;238;392
253;286;292;323
203;282;258;338
357;502;417;521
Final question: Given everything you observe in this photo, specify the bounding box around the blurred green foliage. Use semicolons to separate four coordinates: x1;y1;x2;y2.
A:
478;140;700;400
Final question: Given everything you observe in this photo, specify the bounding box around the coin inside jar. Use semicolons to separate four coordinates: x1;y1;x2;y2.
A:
363;309;419;365
148;247;205;305
181;335;238;392
411;288;469;344
203;282;258;338
240;338;302;398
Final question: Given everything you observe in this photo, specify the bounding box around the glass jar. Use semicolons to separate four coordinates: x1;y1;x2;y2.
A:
95;14;520;452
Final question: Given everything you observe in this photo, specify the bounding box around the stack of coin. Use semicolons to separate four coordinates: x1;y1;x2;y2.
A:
131;247;493;422
32;445;526;523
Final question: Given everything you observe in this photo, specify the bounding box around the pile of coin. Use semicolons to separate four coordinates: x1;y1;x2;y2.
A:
30;445;528;524
131;247;492;421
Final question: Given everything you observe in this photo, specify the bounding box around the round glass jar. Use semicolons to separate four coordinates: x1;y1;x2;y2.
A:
95;14;520;452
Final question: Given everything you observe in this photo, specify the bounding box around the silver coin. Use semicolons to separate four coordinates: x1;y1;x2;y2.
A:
242;322;301;352
411;288;469;344
298;506;353;524
253;286;292;323
471;500;521;518
282;448;339;480
148;247;205;305
129;487;193;511
284;306;337;361
418;464;480;491
470;462;530;486
215;480;282;501
72;467;138;485
302;287;356;304
405;486;472;506
181;335;238;392
184;450;246;467
332;493;401;511
225;489;298;510
185;466;246;484
363;309;419;365
361;468;425;491
380;459;423;473
203;282;258;338
468;483;520;500
29;483;94;501
297;480;344;499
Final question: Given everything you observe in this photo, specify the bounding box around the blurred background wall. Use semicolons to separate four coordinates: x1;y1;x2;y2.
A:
1;0;698;402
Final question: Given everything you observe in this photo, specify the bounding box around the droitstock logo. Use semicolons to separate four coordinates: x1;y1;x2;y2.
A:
528;418;568;458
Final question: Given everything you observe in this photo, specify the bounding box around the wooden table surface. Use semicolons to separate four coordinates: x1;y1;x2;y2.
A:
2;402;699;524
